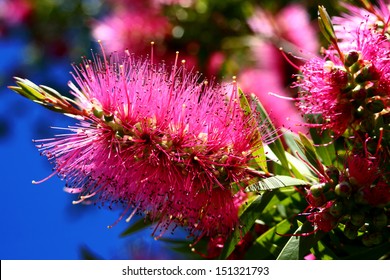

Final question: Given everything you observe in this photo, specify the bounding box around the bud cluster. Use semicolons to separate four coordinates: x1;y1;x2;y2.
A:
305;157;389;246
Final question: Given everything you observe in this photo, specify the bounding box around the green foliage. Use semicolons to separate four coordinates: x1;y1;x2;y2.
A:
245;175;309;192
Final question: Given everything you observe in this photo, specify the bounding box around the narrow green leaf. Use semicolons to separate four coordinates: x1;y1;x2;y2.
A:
318;5;337;44
245;219;297;259
277;223;302;260
120;218;153;237
80;246;104;260
309;128;337;167
219;191;274;259
245;175;309;192
311;240;338;260
277;221;326;260
14;78;46;100
238;89;268;172
250;94;289;171
297;132;325;173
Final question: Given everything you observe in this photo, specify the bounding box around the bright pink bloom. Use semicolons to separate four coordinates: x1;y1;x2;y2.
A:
0;0;32;28
332;0;390;44
35;48;267;238
239;68;306;133
307;206;338;232
248;4;319;54
347;153;380;188
295;28;390;136
361;181;390;207
241;4;319;133
92;5;171;56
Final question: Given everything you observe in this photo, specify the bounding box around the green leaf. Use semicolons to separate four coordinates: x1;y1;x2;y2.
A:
245;175;309;192
277;221;326;260
277;223;303;260
79;245;104;260
310;132;337;167
11;78;46;101
238;90;268;173
120;217;153;238
250;94;289;171
219;191;275;259
311;240;338;260
296;132;325;174
245;219;297;259
318;5;337;44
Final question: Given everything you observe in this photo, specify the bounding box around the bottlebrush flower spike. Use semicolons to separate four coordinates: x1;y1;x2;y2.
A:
9;44;270;239
294;26;390;137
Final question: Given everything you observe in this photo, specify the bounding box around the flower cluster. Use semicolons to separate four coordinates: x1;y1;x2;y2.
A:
295;4;390;246
14;45;270;240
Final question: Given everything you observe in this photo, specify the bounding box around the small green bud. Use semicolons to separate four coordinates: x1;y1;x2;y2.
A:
329;201;343;217
93;107;103;118
335;181;352;197
344;222;358;240
310;184;325;197
372;212;388;230
344;51;360;67
104;114;114;122
355;64;379;83
353;190;368;205
350;212;365;227
326;166;339;186
366;97;384;113
362;232;383;247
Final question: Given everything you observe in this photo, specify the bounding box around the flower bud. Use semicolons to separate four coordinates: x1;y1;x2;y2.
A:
335;181;352;197
310;184;325;197
326;166;339;186
353;190;368;205
355;64;379;83
366;97;384;113
343;222;358;240
344;51;360;67
350;212;365;227
362;232;383;247
329;201;343;217
372;212;388;230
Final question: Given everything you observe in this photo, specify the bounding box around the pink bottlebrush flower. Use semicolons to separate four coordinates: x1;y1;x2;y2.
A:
361;181;390;207
248;3;319;54
332;0;390;44
0;0;32;27
294;56;352;136
243;4;319;133
239;68;307;133
33;47;268;239
347;153;380;188
91;6;171;56
307;206;338;232
295;27;390;136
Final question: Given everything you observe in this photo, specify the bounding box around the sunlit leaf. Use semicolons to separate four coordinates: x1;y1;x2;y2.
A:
277;221;326;260
318;5;337;44
250;94;289;171
245;219;297;259
245;175;309;192
238;89;268;173
296;132;325;174
219;191;274;259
